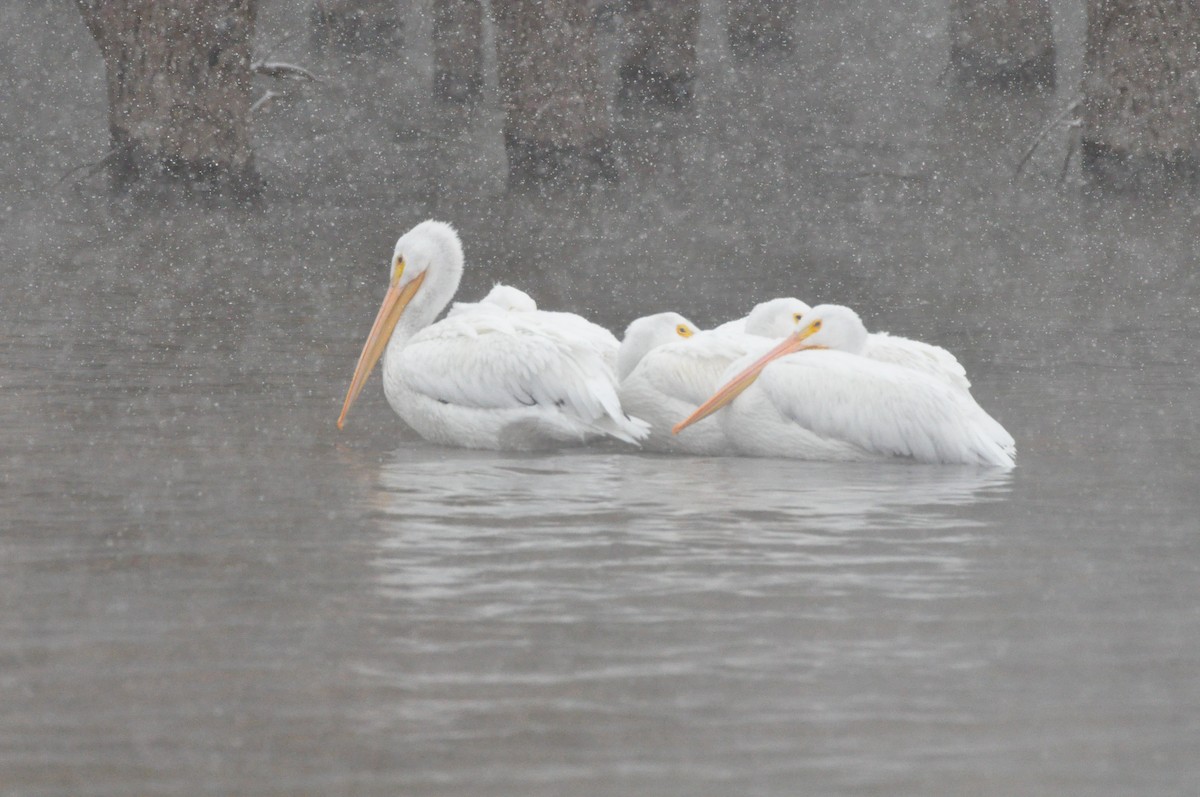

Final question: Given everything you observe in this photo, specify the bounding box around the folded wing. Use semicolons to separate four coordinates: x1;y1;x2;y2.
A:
758;350;1014;467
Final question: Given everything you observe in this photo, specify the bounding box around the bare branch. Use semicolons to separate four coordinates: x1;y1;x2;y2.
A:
56;148;119;186
1058;120;1082;186
250;90;284;114
252;60;320;82
1013;97;1081;182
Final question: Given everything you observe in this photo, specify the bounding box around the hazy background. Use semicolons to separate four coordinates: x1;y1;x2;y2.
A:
2;1;1198;795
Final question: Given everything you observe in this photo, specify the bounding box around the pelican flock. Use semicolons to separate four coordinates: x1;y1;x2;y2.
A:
339;220;1015;467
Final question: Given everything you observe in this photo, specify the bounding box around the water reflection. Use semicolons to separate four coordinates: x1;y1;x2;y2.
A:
353;448;1011;793
369;446;1011;608
373;445;1011;525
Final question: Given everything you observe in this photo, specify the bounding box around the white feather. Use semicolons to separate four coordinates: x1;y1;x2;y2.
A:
362;222;646;450
620;326;741;455
707;304;1014;466
619;311;786;454
861;332;971;391
448;284;538;317
729;296;973;391
755;352;1013;466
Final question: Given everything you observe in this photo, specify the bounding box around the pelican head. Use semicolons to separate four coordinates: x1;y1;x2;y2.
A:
789;304;869;353
618;312;698;381
672;304;866;435
390;220;465;302
337;220;464;429
742;297;812;338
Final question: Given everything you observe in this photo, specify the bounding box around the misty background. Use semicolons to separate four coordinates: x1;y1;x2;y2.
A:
2;1;1198;795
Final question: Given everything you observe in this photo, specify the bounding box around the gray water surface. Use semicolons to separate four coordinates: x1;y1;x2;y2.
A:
3;1;1199;795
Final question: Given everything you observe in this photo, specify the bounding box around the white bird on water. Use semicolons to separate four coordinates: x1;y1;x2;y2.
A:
673;304;1015;467
619;312;729;454
616;299;815;453
713;296;812;338
337;221;648;450
723;296;971;391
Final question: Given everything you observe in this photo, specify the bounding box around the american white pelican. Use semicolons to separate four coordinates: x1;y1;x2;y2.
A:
673;304;1015;467
617;312;699;382
337;221;649;450
616;300;817;454
714;296;812;337
618;313;733;454
725;296;971;391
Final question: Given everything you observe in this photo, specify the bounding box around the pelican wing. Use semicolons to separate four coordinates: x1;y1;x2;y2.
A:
447;300;506;319
534;310;621;374
863;332;971;391
397;310;645;441
636;330;760;406
759;351;1014;467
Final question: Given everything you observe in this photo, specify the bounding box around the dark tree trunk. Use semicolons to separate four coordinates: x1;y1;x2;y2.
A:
727;0;796;57
76;0;261;198
311;0;402;52
433;0;484;103
948;0;1056;89
1081;0;1200;190
619;0;701;110
491;0;616;185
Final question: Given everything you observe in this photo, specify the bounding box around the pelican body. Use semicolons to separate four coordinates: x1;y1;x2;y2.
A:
675;305;1015;467
725;297;972;392
619;313;731;454
617;299;819;454
338;221;648;450
447;284;539;317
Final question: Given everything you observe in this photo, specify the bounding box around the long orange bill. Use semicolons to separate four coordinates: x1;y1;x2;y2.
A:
337;270;426;429
672;328;820;435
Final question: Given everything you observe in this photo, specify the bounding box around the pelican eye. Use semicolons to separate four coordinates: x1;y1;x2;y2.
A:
676;324;693;338
392;256;406;282
792;312;803;323
811;319;822;330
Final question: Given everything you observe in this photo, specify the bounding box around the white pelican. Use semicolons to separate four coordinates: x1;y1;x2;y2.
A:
714;296;812;337
616;300;816;454
673;304;1015;467
619;312;733;454
337;221;649;450
724;296;971;391
617;312;699;382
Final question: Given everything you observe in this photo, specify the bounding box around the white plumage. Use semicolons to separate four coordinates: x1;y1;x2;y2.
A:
617;299;813;454
724;296;971;391
860;332;971;391
447;283;539;317
674;304;1015;467
619;313;730;454
713;296;812;337
338;221;648;450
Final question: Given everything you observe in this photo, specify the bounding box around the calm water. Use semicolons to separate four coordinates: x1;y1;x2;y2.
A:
3;1;1199;795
